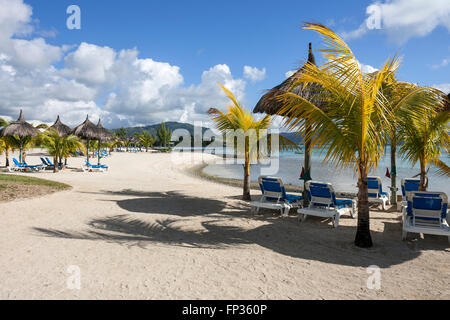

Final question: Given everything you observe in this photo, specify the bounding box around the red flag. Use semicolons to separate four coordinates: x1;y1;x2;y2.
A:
300;167;305;179
386;168;391;179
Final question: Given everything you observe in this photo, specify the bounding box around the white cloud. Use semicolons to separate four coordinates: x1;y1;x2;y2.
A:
433;83;450;94
342;0;450;43
61;43;116;85
358;62;378;74
285;70;296;78
431;58;449;70
0;0;255;128
243;66;266;82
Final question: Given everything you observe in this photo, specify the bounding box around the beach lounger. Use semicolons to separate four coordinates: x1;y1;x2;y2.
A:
82;160;108;172
368;176;390;210
10;158;43;172
398;178;421;211
250;176;303;217
22;160;44;171
402;191;450;244
298;181;357;228
7;158;26;172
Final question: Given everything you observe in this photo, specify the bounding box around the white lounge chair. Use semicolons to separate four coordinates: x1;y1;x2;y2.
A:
250;176;303;217
398;178;421;211
368;176;390;210
298;181;357;228
402;191;450;244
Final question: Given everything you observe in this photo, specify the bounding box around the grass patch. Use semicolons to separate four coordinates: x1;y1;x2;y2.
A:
0;174;71;189
0;174;71;202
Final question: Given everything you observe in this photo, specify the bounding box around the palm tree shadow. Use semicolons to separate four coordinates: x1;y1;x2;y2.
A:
32;187;450;267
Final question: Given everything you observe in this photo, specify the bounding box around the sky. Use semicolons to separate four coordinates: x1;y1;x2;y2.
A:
0;0;449;129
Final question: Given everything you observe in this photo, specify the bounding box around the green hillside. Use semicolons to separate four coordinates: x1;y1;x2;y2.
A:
112;122;210;137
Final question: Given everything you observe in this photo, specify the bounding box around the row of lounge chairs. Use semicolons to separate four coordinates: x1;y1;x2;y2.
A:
250;176;450;243
7;157;109;173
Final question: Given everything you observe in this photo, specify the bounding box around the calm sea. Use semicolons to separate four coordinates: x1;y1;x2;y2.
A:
201;147;450;195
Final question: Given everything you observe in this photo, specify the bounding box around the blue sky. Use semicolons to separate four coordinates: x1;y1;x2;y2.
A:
1;0;449;128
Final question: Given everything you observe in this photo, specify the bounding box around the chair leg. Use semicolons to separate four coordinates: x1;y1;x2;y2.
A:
402;231;408;241
282;207;290;218
382;199;386;211
333;214;340;228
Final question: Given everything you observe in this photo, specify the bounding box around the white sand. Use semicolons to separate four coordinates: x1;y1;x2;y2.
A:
0;150;449;300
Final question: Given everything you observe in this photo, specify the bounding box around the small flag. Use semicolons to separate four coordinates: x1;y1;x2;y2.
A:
386;168;391;179
300;167;305;180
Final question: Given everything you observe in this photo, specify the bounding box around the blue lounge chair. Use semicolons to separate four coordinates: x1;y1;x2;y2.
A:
298;181;357;228
398;178;421;211
402;191;449;244
11;158;43;172
82;160;108;172
250;176;303;217
368;177;390;210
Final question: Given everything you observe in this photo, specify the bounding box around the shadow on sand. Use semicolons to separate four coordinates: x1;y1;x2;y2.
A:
33;189;449;268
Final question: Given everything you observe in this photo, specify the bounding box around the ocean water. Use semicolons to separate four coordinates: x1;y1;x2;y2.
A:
202;148;450;195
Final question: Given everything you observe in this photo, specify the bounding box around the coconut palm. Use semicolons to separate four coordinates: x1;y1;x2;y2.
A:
136;130;155;152
157;123;172;149
208;83;297;200
399;104;449;190
41;129;85;172
0;117;12;166
380;79;444;204
276;23;427;248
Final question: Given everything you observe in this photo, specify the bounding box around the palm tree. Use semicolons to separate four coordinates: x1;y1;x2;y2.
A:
380;79;443;204
0;118;13;167
157;123;172;149
208;83;297;200
276;23;424;248
41;129;85;172
137;130;155;152
399;104;449;190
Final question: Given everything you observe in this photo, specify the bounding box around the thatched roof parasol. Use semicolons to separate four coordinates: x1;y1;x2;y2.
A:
0;110;39;163
0;110;39;138
253;43;324;115
48;115;72;137
72;115;102;164
96;119;115;142
445;93;450;112
72;115;101;140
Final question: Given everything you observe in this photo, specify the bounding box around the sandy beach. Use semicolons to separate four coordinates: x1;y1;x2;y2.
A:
0;151;449;300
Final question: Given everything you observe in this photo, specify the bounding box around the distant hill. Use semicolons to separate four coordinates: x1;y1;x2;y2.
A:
113;122;304;146
112;122;210;137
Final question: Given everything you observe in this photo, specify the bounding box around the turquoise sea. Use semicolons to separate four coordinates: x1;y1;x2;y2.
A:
201;147;450;195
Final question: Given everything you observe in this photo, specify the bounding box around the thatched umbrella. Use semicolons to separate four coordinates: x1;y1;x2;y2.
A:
0;110;39;163
254;43;325;204
96;119;114;165
48;115;72;137
72;115;101;164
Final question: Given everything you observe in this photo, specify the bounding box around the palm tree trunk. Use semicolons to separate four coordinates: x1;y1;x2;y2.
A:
419;158;427;191
303;124;312;207
5;148;9;167
390;140;397;205
355;162;373;248
53;156;59;173
243;149;251;201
